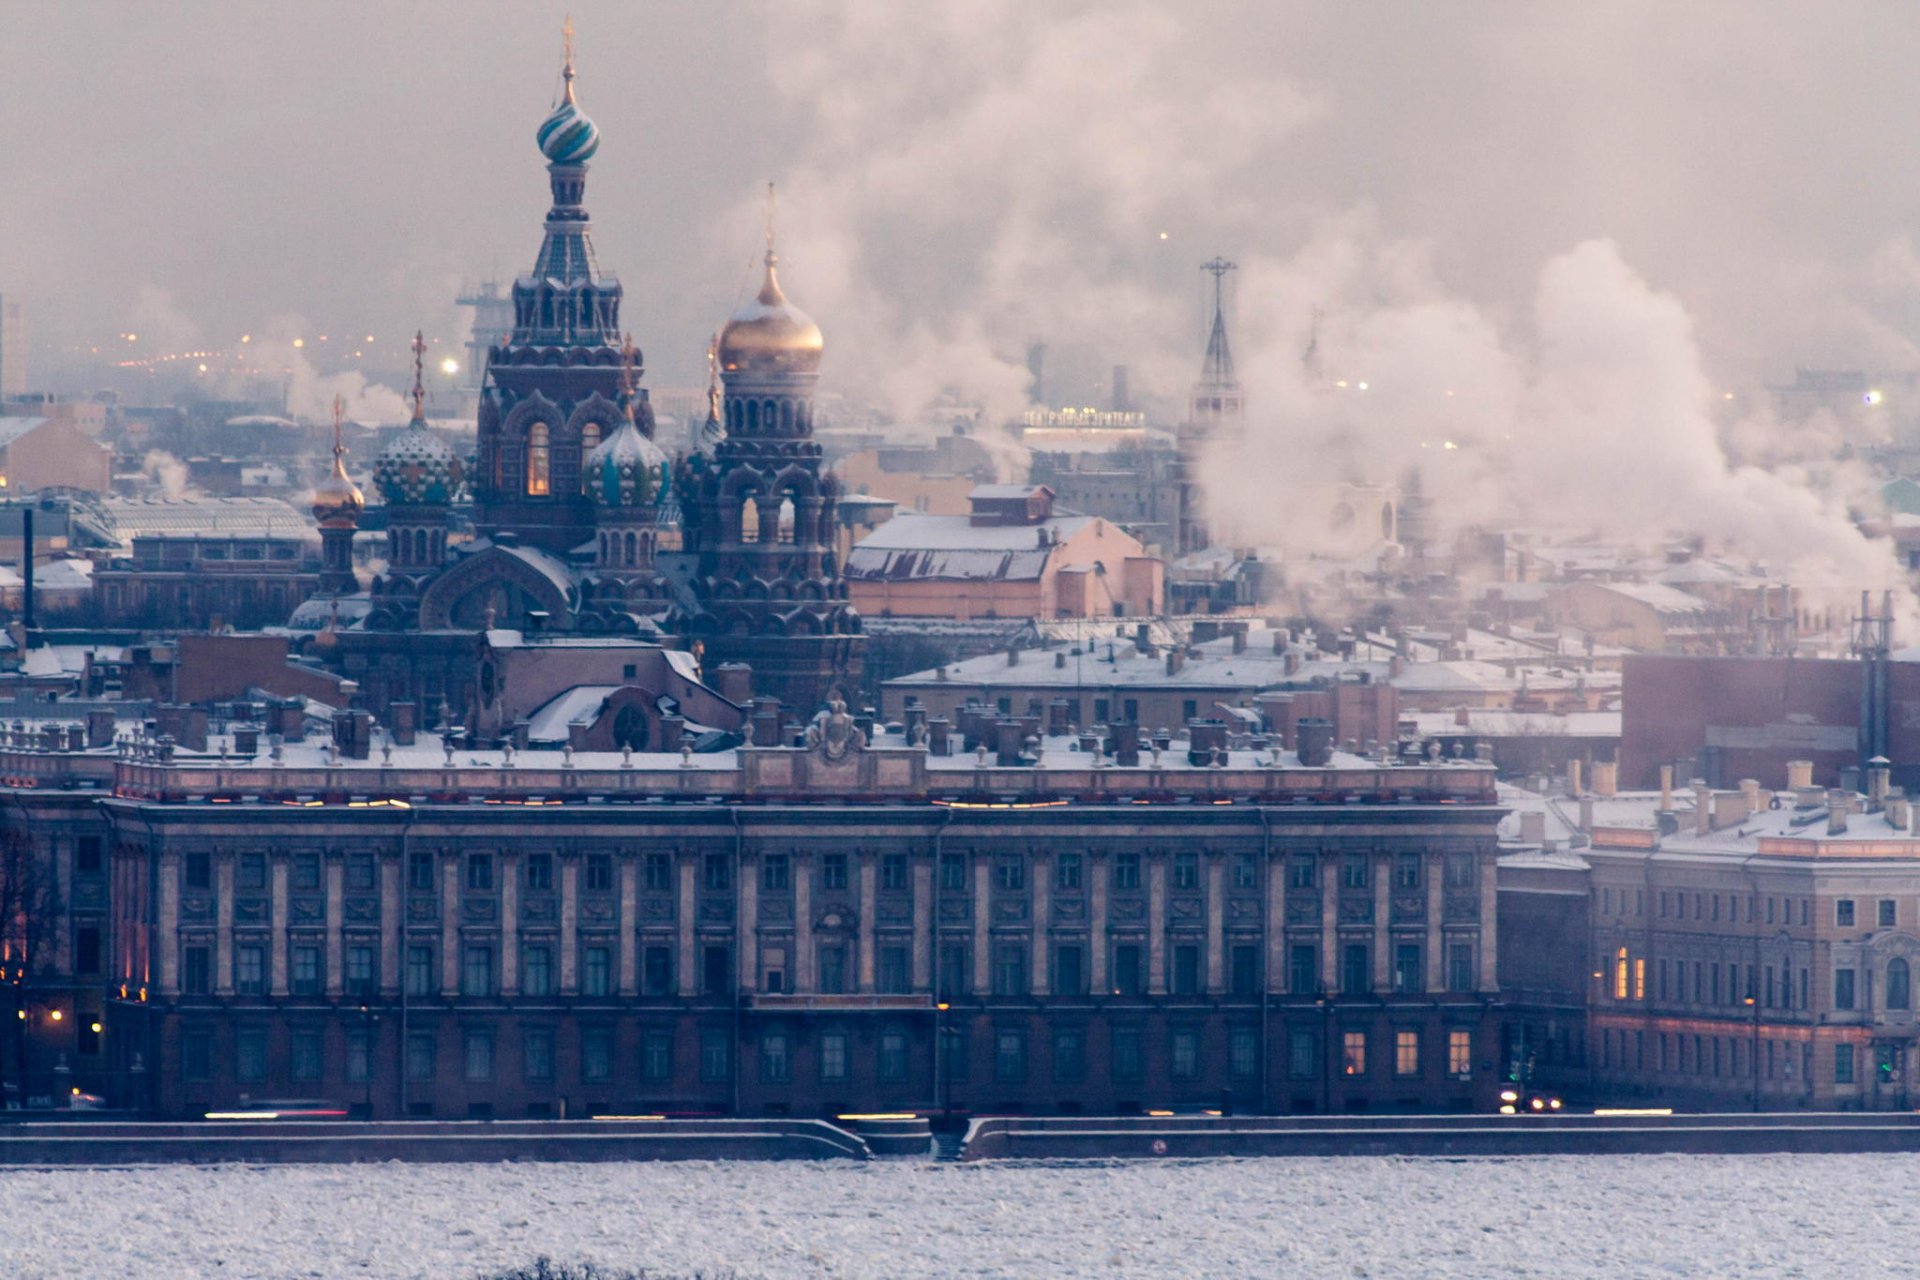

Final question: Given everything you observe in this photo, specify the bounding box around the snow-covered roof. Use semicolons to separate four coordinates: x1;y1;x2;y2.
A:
525;685;620;745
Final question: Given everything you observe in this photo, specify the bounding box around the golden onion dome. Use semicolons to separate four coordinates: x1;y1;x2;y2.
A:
310;414;365;526
717;250;824;376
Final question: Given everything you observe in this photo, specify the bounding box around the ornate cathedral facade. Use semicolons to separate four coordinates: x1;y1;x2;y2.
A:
302;42;862;721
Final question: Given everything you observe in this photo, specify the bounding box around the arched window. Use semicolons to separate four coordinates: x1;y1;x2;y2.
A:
778;496;796;544
527;423;550;496
740;496;761;543
625;530;638;565
1891;958;1911;1010
580;423;601;494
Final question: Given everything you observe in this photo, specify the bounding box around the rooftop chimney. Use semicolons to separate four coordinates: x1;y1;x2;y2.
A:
1693;781;1712;836
1786;759;1814;791
1659;764;1674;813
1591;759;1619;798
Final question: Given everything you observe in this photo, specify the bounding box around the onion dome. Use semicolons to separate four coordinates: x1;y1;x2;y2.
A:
376;333;462;504
588;409;671;509
718;247;823;376
311;400;364;526
536;43;599;165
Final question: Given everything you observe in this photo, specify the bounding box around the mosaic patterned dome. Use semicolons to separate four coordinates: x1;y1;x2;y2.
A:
588;413;671;509
375;414;462;505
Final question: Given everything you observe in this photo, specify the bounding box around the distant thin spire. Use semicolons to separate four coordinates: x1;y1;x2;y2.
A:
409;330;427;423
330;394;348;476
1199;256;1238;388
618;332;639;423
561;14;577;104
758;182;786;305
705;333;721;422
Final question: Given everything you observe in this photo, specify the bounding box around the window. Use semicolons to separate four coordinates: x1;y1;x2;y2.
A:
819;945;847;995
940;853;967;893
1112;943;1144;997
820;1031;848;1082
1394;853;1420;889
1341;943;1370;995
1837;899;1856;928
294;852;322;891
524;1028;554;1082
703;945;731;996
181;1029;215;1081
642;1029;673;1082
1170;1029;1200;1080
700;1030;731;1082
939;943;970;999
1112;1026;1143;1082
823;853;849;892
1173;852;1198;891
1234;854;1259;891
1836;968;1856;1010
582;945;611;997
408;849;434;892
1445;854;1474;889
1892;959;1912;1011
1395;1029;1420;1077
1289;860;1315;890
462;944;494;997
1172;943;1200;996
878;945;910;994
995;1029;1027;1081
704;854;730;892
643;945;673;996
182;945;211;995
585;853;613;893
1056;853;1082;891
466;853;492;891
1341;1030;1367;1076
1342;856;1368;890
407;1032;436;1081
1053;1028;1085;1082
1289;1029;1318;1080
1616;948;1631;1002
644;853;672;892
1836;1043;1855;1085
407;944;435;997
993;943;1028;996
525;853;553;891
1113;852;1141;891
1053;944;1085;996
1229;1026;1259;1080
291;944;322;996
1290;944;1318;995
1230;945;1259;997
346;1031;371;1084
1393;943;1424;995
1447;944;1475;994
879;1029;909;1081
1882;900;1899;929
995;857;1025;893
236;852;266;891
1448;1029;1473;1079
464;1028;494;1082
347;853;375;893
291;1030;323;1081
582;1027;613;1082
522;944;554;998
882;853;909;891
235;943;266;995
527;422;550;495
236;1029;266;1082
185;851;212;891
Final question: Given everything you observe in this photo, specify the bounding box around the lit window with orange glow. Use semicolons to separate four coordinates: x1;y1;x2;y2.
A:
527;423;551;496
1634;957;1647;1000
1614;947;1630;1001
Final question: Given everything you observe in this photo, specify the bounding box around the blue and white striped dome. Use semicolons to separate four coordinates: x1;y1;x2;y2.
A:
588;416;671;509
537;93;599;165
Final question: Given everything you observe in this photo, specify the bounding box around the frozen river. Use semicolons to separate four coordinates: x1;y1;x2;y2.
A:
0;1153;1906;1278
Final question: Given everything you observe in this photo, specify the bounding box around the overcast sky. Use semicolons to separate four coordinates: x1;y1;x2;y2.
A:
6;1;1920;414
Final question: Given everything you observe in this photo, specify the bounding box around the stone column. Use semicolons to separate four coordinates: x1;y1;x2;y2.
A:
857;853;877;992
380;856;401;997
617;857;638;997
270;862;290;996
559;856;579;995
738;851;758;995
500;853;520;997
325;858;345;996
794;853;814;994
1425;852;1445;993
1206;853;1226;994
911;860;933;992
157;852;180;996
1089;852;1109;994
677;856;698;997
1478;849;1498;993
1319;870;1337;996
1373;854;1391;994
439;855;460;997
1266;853;1287;993
215;855;235;996
1030;852;1051;997
1148;855;1167;995
971;857;991;995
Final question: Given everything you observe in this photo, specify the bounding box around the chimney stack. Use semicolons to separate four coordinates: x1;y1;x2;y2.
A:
1786;759;1814;791
1829;791;1851;836
1659;764;1674;812
1693;780;1713;836
1591;759;1618;797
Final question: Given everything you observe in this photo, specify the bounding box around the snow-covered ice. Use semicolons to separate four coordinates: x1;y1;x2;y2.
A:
0;1153;1905;1278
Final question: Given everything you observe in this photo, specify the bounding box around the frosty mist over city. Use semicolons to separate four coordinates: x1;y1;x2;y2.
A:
10;3;1920;1278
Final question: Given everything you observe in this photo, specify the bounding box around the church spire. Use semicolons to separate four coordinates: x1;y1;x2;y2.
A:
1198;256;1238;389
408;330;427;424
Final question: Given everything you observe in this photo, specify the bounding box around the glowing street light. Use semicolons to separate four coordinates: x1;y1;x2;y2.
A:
440;357;460;376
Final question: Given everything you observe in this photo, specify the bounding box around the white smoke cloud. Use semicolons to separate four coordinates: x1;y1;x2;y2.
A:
245;315;408;425
140;449;189;499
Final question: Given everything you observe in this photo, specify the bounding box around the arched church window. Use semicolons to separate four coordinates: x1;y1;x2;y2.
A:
625;531;638;565
778;496;796;544
580;422;601;494
527;423;551;496
612;704;649;751
740;496;761;544
1891;958;1911;1010
746;401;760;432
